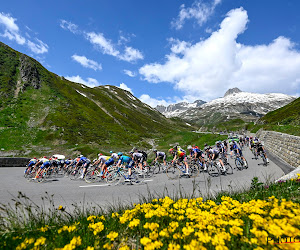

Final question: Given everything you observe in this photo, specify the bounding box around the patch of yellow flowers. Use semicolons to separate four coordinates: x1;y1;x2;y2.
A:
14;193;300;250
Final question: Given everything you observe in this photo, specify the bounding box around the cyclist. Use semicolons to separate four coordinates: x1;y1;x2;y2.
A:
115;152;134;181
230;141;247;167
187;145;207;171
98;151;119;177
131;150;145;171
153;149;167;166
25;157;37;174
216;141;227;159
255;140;269;164
170;145;189;175
76;155;91;179
33;156;51;179
205;145;226;173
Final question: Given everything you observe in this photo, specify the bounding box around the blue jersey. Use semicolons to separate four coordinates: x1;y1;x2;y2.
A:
191;148;200;156
232;144;241;151
79;157;88;163
118;156;132;164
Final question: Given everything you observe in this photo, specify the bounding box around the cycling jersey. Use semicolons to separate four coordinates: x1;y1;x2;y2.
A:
118;156;134;168
28;159;37;167
176;147;186;158
111;153;118;160
98;155;110;163
156;151;166;160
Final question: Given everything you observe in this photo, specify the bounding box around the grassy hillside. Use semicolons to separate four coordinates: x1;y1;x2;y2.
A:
0;42;192;157
252;97;300;136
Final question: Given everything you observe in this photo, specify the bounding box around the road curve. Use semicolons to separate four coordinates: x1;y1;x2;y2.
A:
0;147;286;211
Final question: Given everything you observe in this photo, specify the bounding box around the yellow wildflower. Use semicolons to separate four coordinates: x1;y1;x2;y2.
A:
107;231;118;241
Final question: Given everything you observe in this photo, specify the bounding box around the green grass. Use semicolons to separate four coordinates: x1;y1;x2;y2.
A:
0;42;192;158
0;177;299;249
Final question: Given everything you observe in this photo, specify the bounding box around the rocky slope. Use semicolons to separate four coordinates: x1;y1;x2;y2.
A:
156;88;295;125
156;100;206;118
0;42;189;156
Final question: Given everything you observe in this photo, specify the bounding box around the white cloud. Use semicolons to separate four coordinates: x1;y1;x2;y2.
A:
65;75;99;88
71;54;102;71
172;0;222;30
119;83;133;94
86;32;120;57
27;39;49;54
60;20;79;34
86;32;143;62
119;46;144;62
0;12;48;54
0;12;26;45
168;38;191;54
139;94;176;107
140;7;300;101
123;69;136;77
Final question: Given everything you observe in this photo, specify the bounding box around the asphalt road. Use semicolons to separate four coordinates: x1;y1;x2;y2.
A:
0;147;287;211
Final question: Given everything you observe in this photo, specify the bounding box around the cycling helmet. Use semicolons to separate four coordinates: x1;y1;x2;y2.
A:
117;152;123;156
187;145;192;150
79;155;83;158
43;156;47;158
98;153;102;157
34;157;37;159
109;151;113;153
153;149;157;152
169;148;174;153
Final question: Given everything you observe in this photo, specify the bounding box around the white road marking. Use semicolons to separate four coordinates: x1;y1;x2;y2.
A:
79;179;153;187
79;184;110;188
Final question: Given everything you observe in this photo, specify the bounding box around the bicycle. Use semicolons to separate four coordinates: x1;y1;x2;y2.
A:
166;160;199;179
257;151;268;166
206;160;220;177
84;165;113;183
234;153;248;171
106;166;145;185
220;154;233;175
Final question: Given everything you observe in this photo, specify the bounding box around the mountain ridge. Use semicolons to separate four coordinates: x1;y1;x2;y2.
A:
155;88;295;126
0;42;190;157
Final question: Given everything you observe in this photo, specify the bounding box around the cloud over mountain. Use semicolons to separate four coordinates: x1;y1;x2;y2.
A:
140;7;300;101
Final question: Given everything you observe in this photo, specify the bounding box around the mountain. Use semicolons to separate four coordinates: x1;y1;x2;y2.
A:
156;88;295;126
0;42;190;157
155;100;206;118
224;87;242;97
255;96;300;136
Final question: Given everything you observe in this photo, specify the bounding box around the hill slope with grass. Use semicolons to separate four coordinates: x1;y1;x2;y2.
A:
252;97;300;135
0;42;190;157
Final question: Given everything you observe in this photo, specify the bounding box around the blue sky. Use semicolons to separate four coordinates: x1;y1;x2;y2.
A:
1;0;300;106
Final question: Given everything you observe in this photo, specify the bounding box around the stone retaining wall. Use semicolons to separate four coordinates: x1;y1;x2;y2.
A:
256;130;300;169
0;157;30;167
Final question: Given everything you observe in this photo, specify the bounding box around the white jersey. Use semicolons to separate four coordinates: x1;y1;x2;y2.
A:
133;152;143;159
98;155;110;163
111;153;118;160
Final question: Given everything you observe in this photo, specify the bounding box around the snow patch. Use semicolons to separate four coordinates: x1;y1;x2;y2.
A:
76;90;87;98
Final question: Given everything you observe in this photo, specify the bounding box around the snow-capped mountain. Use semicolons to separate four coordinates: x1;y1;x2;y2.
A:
156;100;206;118
156;88;296;125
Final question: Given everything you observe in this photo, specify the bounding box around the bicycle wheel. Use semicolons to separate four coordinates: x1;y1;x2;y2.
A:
70;168;82;180
235;159;243;171
261;154;267;166
106;170;122;185
144;166;154;178
85;169;99;183
225;163;233;175
207;162;220;177
130;170;145;185
152;163;161;175
166;165;180;179
189;164;199;178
